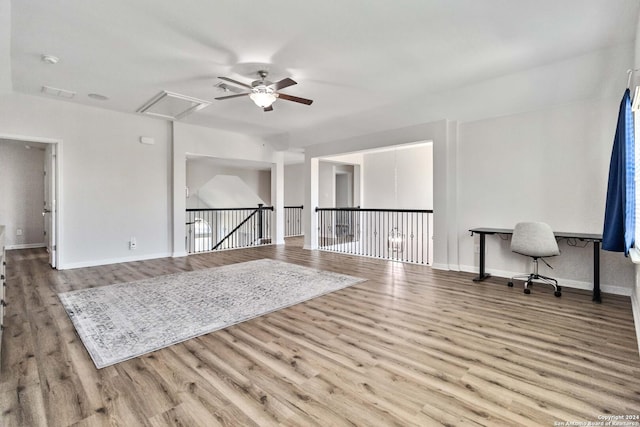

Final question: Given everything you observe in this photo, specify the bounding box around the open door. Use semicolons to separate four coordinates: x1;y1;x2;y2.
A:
44;144;57;268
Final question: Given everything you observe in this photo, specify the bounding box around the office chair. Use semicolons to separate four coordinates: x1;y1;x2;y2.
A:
507;222;562;297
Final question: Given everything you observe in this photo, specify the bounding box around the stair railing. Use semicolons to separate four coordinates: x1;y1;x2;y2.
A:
186;204;273;253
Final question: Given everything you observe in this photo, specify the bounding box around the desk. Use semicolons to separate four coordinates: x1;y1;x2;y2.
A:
469;227;603;303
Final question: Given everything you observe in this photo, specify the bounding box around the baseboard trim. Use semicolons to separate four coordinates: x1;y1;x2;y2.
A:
6;243;46;250
431;263;449;271
459;264;632;296
632;289;640;357
59;252;173;270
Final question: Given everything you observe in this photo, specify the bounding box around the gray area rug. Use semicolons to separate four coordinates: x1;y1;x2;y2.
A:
58;259;366;369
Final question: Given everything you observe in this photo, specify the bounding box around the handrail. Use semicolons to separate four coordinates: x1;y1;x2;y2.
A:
316;207;432;213
187;206;274;212
285;205;304;209
211;205;269;251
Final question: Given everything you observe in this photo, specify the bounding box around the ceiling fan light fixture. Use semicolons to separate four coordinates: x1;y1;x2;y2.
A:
249;85;276;108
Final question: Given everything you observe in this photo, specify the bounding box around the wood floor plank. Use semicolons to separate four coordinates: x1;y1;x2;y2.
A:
1;239;639;426
0;382;48;427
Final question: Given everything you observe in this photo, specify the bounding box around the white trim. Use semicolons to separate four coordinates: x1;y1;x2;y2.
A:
459;264;632;296
59;252;172;270
632;289;640;357
6;243;46;250
0;132;62;269
0;133;60;144
172;251;188;258
431;263;449;271
317;247;430;267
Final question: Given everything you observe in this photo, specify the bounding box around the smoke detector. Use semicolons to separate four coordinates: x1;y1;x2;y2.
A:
41;54;59;64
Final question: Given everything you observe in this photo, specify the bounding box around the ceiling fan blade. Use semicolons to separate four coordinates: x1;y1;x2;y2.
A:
214;93;250;100
218;76;252;89
215;82;246;94
263;105;274;112
278;93;313;105
271;78;297;91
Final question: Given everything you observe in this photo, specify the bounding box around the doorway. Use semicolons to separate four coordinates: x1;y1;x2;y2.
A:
0;135;60;268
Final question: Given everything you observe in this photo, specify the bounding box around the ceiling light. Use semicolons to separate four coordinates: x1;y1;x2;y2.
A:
249;85;277;108
41;54;59;64
88;93;109;101
137;91;211;120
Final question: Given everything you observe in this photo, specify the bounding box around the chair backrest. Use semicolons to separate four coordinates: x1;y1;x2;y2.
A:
511;222;560;257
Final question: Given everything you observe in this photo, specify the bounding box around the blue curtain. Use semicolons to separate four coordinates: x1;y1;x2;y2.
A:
603;89;635;255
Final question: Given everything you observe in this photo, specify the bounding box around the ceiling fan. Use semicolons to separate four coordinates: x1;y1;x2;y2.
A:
215;70;313;112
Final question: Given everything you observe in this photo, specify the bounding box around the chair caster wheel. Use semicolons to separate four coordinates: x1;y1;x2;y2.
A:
507;281;514;287
554;291;562;297
524;288;531;294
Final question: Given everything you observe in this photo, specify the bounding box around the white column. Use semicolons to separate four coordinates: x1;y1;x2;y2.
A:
172;124;188;257
271;152;285;245
304;156;319;249
446;120;460;271
431;120;452;270
353;164;362;207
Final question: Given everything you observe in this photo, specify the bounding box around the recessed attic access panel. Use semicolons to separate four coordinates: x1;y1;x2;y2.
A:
137;91;211;120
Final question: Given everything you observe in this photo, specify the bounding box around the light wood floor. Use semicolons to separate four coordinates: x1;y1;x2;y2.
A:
1;238;639;426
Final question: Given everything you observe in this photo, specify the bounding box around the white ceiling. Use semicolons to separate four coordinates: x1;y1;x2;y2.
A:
9;0;640;150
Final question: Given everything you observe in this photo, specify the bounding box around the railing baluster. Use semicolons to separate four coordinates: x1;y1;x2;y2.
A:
412;212;416;263
315;207;432;266
320;210;324;248
400;211;404;262
377;210;380;258
283;206;304;237
367;210;370;256
184;205;275;253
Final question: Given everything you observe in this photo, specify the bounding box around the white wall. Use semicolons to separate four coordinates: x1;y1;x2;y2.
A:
458;97;634;294
304;121;450;260
186;160;271;206
0;141;45;247
292;43;633;148
191;175;267;209
0;92;172;268
303;41;635;292
0;93;284;265
172;122;278;256
362;144;433;209
284;163;304;206
335;171;352;207
318;161;336;208
0;0;11;94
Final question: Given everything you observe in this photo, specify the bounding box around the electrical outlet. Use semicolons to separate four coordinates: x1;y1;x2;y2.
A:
474;244;480;254
16;228;23;236
129;237;137;250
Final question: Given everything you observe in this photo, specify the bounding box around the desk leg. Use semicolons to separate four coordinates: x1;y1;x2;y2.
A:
473;233;491;282
593;241;601;303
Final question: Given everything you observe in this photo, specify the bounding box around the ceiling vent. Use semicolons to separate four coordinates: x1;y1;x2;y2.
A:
137;91;211;120
41;85;76;99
